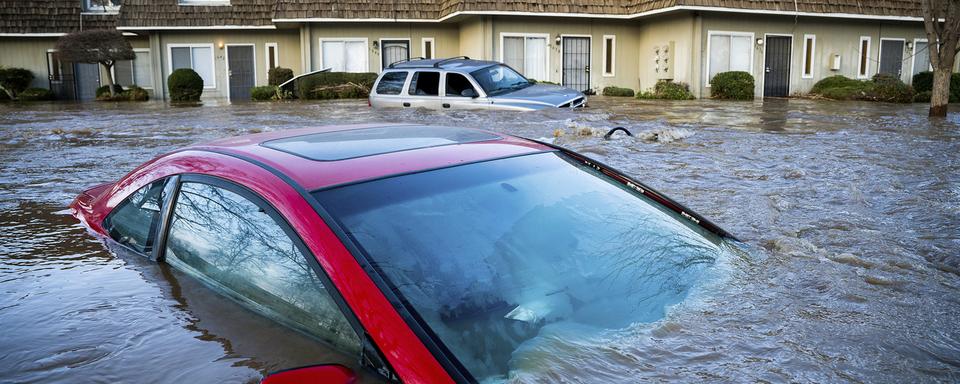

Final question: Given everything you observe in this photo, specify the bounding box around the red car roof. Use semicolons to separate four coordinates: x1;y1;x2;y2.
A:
188;124;553;191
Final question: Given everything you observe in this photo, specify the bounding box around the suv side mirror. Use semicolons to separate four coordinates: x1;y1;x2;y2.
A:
260;364;356;384
460;88;478;98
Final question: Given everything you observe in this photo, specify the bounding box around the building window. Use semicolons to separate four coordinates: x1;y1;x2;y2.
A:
115;49;153;89
422;38;435;60
602;35;616;77
319;39;368;73
706;31;753;85
83;0;120;12
501;33;549;81
169;44;215;88
857;36;871;79
912;39;931;77
802;34;816;78
47;51;64;80
265;43;278;71
380;39;410;70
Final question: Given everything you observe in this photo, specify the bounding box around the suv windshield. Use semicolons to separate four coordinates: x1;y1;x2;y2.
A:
470;64;532;96
314;152;729;381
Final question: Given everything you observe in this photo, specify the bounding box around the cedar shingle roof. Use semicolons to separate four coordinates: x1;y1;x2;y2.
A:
117;0;276;28
273;0;922;21
0;0;117;34
0;0;924;33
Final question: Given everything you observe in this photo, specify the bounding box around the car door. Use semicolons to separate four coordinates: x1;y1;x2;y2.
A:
442;72;488;110
402;71;442;109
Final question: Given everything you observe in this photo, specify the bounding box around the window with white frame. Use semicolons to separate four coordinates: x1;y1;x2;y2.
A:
857;36;871;79
169;45;215;88
320;39;368;73
115;49;154;88
265;43;279;71
422;38;435;60
912;39;931;77
501;34;548;81
602;35;616;77
707;31;753;85
802;34;816;78
83;0;120;12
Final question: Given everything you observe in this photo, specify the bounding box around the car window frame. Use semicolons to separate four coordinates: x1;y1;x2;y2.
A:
151;173;399;382
406;70;442;98
442;72;481;99
374;70;410;96
101;176;174;259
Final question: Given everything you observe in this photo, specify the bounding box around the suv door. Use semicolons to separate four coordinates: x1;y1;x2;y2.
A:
442;72;487;110
402;71;442;109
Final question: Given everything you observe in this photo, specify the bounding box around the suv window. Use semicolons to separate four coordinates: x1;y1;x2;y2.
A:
163;180;361;355
103;179;166;254
376;71;408;95
408;71;440;96
445;73;477;97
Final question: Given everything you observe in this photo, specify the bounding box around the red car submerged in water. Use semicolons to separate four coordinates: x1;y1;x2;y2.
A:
71;124;735;383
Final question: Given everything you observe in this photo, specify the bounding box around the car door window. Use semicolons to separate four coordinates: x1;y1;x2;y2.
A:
163;180;361;355
408;71;440;96
445;73;477;97
376;71;408;95
103;179;166;254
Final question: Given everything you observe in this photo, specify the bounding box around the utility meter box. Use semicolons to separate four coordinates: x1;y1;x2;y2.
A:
831;54;842;71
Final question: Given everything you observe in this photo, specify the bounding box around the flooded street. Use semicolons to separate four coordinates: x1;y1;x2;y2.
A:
1;97;959;383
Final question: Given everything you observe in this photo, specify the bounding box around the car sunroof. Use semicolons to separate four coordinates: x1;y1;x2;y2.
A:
261;126;502;161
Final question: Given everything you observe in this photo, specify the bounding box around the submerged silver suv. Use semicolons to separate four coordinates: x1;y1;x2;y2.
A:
369;57;587;111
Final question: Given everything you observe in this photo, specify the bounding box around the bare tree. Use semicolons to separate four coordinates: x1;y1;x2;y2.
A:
922;0;960;117
55;30;134;97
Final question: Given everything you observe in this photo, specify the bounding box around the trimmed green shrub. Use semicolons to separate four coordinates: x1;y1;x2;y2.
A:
637;80;695;100
125;86;149;101
297;72;378;100
96;84;124;98
912;71;933;93
602;86;635;97
0;67;35;98
709;71;754;100
871;74;915;103
168;68;204;102
809;74;914;103
914;90;932;103
268;67;294;86
19;87;55;101
251;85;277;101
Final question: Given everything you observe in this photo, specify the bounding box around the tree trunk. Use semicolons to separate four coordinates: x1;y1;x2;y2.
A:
102;62;116;97
930;67;952;117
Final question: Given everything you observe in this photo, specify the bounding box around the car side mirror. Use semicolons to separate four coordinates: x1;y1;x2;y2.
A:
260;364;356;384
461;88;478;98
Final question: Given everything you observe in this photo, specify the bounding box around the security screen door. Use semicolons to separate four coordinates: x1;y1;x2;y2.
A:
562;36;591;92
763;35;791;97
879;40;905;78
228;45;255;101
381;40;410;69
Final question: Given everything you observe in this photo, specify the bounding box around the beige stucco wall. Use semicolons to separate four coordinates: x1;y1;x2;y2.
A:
487;16;643;92
635;13;697;95
0;37;60;88
155;29;302;100
307;23;460;73
698;14;929;98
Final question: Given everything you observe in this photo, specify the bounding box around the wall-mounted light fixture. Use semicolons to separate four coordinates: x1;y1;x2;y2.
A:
906;41;914;50
218;41;224;49
756;38;764;46
555;35;562;46
372;40;379;51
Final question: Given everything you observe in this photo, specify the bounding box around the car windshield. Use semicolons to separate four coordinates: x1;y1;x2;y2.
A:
470;64;532;96
313;152;729;382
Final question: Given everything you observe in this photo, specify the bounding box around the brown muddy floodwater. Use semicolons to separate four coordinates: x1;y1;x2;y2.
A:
1;98;959;383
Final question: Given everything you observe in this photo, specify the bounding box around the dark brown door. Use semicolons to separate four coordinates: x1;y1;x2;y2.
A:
562;36;591;92
764;36;791;98
228;45;255;101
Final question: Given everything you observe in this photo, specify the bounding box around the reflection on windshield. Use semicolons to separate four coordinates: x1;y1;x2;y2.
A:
471;65;532;96
315;153;726;381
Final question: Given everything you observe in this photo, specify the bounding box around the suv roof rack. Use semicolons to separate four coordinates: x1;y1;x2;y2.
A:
387;57;425;69
433;56;471;68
